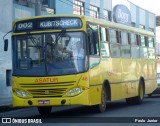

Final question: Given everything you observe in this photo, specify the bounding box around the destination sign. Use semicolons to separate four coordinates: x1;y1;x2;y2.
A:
39;19;80;28
13;17;82;32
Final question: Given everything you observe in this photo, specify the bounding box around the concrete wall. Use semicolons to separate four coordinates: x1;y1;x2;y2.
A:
139;9;145;25
84;0;90;16
104;0;112;11
54;0;73;14
90;0;100;7
130;3;136;23
14;3;52;19
0;0;13;105
14;4;34;19
149;13;155;29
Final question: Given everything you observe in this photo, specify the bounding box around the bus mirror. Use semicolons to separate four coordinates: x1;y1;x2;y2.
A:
4;39;8;51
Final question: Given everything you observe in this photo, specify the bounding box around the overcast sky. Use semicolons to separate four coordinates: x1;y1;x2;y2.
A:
128;0;160;15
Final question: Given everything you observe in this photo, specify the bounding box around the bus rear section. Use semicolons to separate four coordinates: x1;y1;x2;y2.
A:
150;67;160;95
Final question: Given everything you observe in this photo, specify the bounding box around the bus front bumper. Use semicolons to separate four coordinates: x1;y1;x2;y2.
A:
13;89;90;107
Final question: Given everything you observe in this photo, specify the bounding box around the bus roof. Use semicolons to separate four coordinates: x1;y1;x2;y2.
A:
13;14;154;36
84;16;154;36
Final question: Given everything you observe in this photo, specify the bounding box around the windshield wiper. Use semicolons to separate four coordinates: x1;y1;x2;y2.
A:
52;29;66;47
26;32;41;49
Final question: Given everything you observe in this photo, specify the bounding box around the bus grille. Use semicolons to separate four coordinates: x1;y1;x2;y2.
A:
19;81;75;98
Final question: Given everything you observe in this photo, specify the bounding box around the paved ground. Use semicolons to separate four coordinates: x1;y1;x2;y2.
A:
0;97;13;114
0;97;12;106
0;95;160;126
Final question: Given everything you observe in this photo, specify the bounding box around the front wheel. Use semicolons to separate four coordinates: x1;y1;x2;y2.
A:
37;106;52;116
93;86;107;113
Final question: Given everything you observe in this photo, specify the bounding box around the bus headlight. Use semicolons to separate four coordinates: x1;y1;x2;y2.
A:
65;87;83;97
69;90;74;96
21;91;27;97
15;89;31;98
15;89;21;96
75;88;81;94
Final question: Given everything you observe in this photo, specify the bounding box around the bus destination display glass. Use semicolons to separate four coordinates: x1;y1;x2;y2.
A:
13;17;82;32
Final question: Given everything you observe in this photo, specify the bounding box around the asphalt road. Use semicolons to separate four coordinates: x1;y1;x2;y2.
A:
0;95;160;126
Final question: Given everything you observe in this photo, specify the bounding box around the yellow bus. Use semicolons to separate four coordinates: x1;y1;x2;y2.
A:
7;15;157;115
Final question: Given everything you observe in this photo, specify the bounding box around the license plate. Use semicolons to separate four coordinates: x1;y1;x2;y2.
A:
38;100;50;105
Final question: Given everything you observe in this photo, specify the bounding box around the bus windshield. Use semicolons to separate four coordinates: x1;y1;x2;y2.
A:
12;31;87;76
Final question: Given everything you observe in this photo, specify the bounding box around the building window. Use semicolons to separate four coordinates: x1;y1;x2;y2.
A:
103;9;108;20
90;5;99;18
14;0;32;7
6;70;12;87
73;0;84;15
43;0;48;5
103;10;112;21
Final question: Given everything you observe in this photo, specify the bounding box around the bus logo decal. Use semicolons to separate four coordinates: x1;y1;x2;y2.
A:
35;78;58;83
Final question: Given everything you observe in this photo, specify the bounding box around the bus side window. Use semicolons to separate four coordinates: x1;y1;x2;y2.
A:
100;27;109;57
121;31;130;58
116;31;121;44
148;37;155;59
140;35;148;59
131;33;140;58
109;29;121;58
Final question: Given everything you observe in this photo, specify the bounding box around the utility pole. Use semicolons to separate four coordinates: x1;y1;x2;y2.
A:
35;0;42;16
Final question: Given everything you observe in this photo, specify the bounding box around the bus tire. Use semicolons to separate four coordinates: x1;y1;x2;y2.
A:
126;97;134;105
126;80;144;105
93;86;107;113
133;80;144;104
37;106;52;116
148;94;152;97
